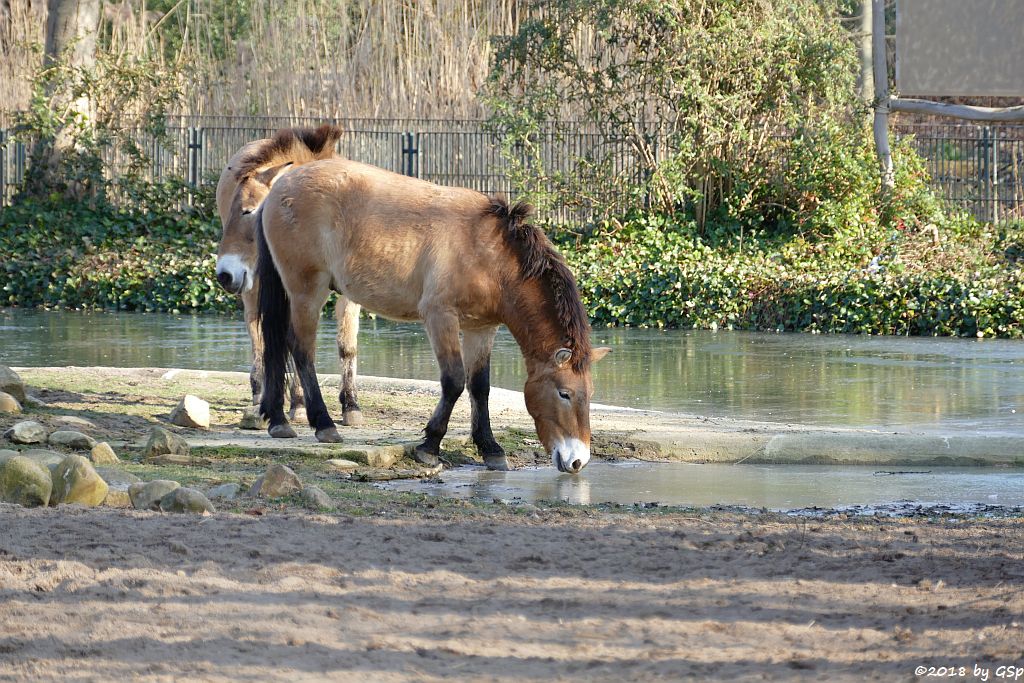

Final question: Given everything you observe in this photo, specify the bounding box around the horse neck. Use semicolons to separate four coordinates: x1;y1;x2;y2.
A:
498;274;563;372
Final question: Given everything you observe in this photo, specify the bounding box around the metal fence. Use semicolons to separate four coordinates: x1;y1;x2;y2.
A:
2;116;1023;224
893;123;1024;223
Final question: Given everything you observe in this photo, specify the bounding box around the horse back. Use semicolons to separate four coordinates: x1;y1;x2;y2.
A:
260;158;511;325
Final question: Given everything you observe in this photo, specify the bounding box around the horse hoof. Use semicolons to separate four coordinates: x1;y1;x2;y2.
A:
484;455;510;471
413;446;440;466
342;410;364;427
269;424;297;439
477;441;505;457
289;406;308;423
316;427;343;443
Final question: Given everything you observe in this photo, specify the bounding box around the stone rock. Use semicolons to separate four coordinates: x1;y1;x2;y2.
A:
0;449;18;464
300;485;334;510
169;395;210;430
239;405;268;430
352;463;444;482
0;455;52;507
48;430;98;450
103;490;132;508
0;392;22;414
249;464;302;498
50;455;108;507
89;442;120;465
0;366;26;403
53;415;97;430
4;421;48;445
142;427;190;459
206;483;241;502
334;443;411;469
129;479;181;511
94;467;142;490
18;449;66;472
22;395;46;408
159;487;216;514
325;458;361;472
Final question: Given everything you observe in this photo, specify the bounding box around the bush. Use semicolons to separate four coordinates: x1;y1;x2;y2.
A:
559;213;1023;338
0;182;235;314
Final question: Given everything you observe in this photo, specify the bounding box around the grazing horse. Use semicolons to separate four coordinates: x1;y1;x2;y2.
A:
214;125;365;425
252;156;610;473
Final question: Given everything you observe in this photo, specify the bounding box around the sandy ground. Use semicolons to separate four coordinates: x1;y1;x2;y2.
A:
2;504;1023;682
2;366;1023;681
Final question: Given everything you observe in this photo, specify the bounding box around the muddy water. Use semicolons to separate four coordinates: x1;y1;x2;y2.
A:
2;309;1021;434
383;462;1024;513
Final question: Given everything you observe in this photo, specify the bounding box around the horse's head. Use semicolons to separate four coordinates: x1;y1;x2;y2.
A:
215;140;281;294
215;125;343;294
523;346;611;474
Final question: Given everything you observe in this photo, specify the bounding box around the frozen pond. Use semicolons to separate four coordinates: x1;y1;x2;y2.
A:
2;309;1022;434
382;462;1024;514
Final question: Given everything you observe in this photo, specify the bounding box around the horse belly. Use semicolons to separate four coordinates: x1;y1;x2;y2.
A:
331;263;423;322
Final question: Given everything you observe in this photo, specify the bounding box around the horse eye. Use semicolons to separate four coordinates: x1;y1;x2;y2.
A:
558;389;571;401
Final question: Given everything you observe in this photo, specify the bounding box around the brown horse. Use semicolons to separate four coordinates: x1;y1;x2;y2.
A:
214;125;365;426
252;156;610;473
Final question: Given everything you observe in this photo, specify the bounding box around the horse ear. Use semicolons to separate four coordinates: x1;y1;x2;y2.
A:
591;347;612;363
255;162;293;188
553;348;572;366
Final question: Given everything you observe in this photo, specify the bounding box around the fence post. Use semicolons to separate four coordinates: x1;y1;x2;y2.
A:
0;128;6;207
186;127;204;207
402;131;419;177
992;128;1000;224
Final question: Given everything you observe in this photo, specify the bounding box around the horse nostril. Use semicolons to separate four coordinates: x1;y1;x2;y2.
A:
216;271;234;290
570;459;583;473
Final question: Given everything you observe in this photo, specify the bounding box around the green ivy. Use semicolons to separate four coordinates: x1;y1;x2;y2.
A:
0;181;237;314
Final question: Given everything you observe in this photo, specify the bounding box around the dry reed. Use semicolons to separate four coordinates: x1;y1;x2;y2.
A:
1;0;520;119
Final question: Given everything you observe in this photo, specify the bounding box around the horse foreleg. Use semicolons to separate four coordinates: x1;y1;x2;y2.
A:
242;288;264;405
335;296;363;426
416;310;465;466
462;327;508;471
289;292;342;443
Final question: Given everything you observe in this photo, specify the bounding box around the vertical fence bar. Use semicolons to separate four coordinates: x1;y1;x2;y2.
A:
402;131;419;178
992;128;1000;225
0;128;6;207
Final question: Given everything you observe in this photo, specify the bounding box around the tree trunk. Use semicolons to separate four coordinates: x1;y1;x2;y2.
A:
45;0;99;70
871;0;894;194
24;0;100;198
859;0;874;108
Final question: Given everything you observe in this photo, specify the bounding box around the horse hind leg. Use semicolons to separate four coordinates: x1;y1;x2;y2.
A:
335;296;363;426
288;289;342;443
462;326;508;471
286;356;307;423
415;309;465;466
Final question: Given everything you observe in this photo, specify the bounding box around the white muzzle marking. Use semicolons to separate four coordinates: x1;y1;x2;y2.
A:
552;437;590;474
215;254;253;294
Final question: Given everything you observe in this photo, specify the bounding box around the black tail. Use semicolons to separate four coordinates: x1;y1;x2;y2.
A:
256;208;290;425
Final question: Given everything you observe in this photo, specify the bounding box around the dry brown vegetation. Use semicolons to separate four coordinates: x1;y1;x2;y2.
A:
1;0;519;119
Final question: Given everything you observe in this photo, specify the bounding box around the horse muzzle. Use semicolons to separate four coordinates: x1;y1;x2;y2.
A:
552;437;590;474
215;255;252;294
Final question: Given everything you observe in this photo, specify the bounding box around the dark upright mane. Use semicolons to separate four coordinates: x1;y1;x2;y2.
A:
487;196;592;370
235;124;342;182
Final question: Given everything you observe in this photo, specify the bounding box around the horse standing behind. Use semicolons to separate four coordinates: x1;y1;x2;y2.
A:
252;155;610;473
214;125;365;426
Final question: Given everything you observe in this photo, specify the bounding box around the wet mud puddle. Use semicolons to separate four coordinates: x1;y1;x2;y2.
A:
380;462;1024;516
